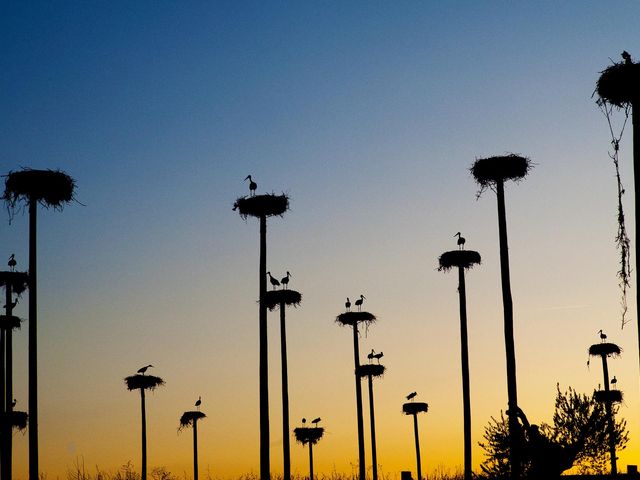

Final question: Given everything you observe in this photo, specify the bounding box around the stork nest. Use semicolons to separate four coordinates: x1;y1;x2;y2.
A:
0;315;22;330
124;374;165;391
265;290;302;311
471;154;531;191
3;168;76;212
438;250;482;272
594;389;623;404
336;311;376;326
357;364;386;378
0;271;29;295
233;193;289;219
179;411;206;431
294;426;324;445
597;60;640;108
1;411;28;431
588;343;622;358
403;402;429;415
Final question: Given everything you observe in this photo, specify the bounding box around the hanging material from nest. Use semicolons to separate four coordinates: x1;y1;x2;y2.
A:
293;426;324;445
595;56;636;328
336;311;377;327
0;271;29;296
124;374;165;391
470;154;532;197
402;402;429;415
438;250;482;272
356;364;386;378
179;411;206;431
233;193;289;219
588;343;622;358
0;315;22;330
265;290;302;311
594;390;623;404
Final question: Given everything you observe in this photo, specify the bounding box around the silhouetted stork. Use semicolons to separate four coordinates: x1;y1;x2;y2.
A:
195;396;202;409
245;175;257;196
267;271;280;289
373;351;383;363
622;51;632;65
611;376;618;388
301;418;307;425
355;294;365;311
406;391;417;401
281;271;291;289
8;253;16;271
345;297;351;312
368;349;375;362
137;364;153;375
3;297;18;310
598;329;607;342
455;232;466;250
312;417;321;426
11;399;16;408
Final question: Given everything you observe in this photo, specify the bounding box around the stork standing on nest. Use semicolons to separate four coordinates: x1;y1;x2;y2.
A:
355;294;365;311
345;297;351;312
598;329;607;342
267;272;280;290
8;254;17;271
455;232;466;250
611;376;618;389
137;364;153;375
195;396;202;410
622;50;632;65
373;351;383;364
281;271;291;289
245;175;257;196
312;417;321;427
368;349;375;362
406;391;417;401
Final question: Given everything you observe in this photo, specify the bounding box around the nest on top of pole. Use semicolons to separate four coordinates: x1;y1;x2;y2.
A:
265;289;302;311
588;343;622;358
336;311;376;327
597;59;640;108
357;364;386;378
233;193;289;219
0;271;29;295
471;154;532;196
403;402;429;415
594;390;623;404
124;374;165;391
3;168;76;212
1;411;28;431
438;250;481;272
294;427;324;445
0;315;22;331
179;411;206;431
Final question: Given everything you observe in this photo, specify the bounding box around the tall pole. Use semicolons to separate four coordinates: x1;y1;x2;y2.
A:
458;266;472;480
2;283;15;480
308;442;314;480
259;215;270;480
0;308;5;480
141;389;147;480
633;101;640;380
367;374;379;480
412;414;422;480
600;355;618;475
280;301;291;480
352;323;366;480
28;200;38;480
496;179;520;479
193;418;199;480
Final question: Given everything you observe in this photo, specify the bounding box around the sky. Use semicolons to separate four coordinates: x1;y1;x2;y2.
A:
2;1;640;478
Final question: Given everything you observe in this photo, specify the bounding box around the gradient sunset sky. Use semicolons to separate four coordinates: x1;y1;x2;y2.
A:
2;1;640;478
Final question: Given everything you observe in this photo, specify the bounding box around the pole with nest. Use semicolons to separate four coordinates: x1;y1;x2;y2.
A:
179;409;207;480
357;362;386;480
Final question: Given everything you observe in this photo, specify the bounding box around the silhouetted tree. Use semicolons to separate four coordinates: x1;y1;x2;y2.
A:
439;247;481;480
471;154;531;480
3;168;75;480
336;309;376;480
179;410;206;480
294;424;324;480
125;372;165;480
266;288;302;480
357;363;385;480
479;385;628;478
235;186;289;480
403;401;428;480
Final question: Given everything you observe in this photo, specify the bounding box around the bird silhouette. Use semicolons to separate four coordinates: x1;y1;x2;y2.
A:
373;351;383;363
368;349;375;362
267;272;280;290
3;297;18;311
11;399;16;408
302;418;307;425
355;294;366;311
281;271;291;289
312;417;321;426
345;297;351;312
455;232;466;250
611;377;618;389
195;396;202;409
8;254;16;271
245;175;257;196
137;364;153;375
598;329;607;342
406;392;417;401
622;51;632;65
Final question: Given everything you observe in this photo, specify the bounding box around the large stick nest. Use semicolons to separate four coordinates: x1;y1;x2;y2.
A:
403;402;428;415
336;311;376;326
438;250;482;272
0;315;22;330
594;389;623;404
125;374;165;391
233;194;289;219
357;364;386;378
1;411;28;431
265;290;302;311
0;271;29;295
3;168;76;211
597;60;640;108
294;426;324;445
471;154;531;189
179;410;206;430
588;343;622;358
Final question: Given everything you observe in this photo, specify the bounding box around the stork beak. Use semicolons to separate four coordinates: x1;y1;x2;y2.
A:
244;175;250;180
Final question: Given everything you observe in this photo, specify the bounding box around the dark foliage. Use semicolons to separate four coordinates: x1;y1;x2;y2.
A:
124;374;165;391
3;168;75;211
438;250;482;272
588;343;622;358
593;390;623;404
0;271;29;295
336;311;376;326
233;194;289;219
179;411;206;431
356;364;386;378
293;426;324;445
597;60;640;108
0;315;21;330
265;289;302;311
403;402;428;415
470;154;531;194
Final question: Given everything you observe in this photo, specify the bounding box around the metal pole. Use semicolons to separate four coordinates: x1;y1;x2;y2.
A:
600;355;617;475
352;323;366;480
28;201;38;480
367;374;378;480
413;414;422;480
458;266;472;480
141;388;147;480
280;301;291;480
193;418;199;480
259;215;270;480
